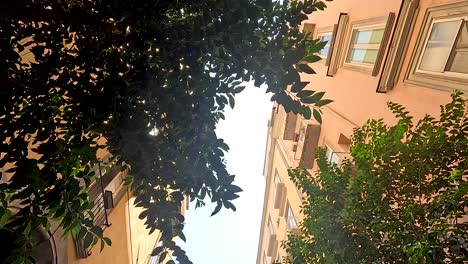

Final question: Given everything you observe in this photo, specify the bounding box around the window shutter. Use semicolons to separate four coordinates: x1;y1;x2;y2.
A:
273;183;285;209
267;234;278;257
372;12;396;76
327;13;349;76
378;0;420;92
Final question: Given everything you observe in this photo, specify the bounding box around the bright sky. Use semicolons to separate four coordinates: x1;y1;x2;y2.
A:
182;83;272;263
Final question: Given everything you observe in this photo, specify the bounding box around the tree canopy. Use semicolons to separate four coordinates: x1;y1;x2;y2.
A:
282;91;468;263
0;0;332;262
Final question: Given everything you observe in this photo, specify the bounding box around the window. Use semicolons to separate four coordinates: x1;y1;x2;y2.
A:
326;145;340;165
286;205;297;229
268;217;274;236
274;171;281;185
303;23;316;37
275;255;281;263
317;31;333;58
344;14;395;75
406;1;468;92
347;27;384;65
418;19;468;74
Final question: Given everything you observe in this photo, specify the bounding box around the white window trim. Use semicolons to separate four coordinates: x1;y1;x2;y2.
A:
405;1;468;93
415;16;468;79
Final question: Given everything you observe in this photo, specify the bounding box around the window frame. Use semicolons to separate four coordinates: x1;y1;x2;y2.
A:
325;145;341;165
343;14;395;75
415;17;467;78
286;204;297;230
406;1;468;93
303;23;316;38
317;26;335;60
274;171;281;185
268;216;274;236
263;253;269;264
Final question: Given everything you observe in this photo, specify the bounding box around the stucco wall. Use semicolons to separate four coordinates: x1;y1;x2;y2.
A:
67;192;132;264
258;0;464;263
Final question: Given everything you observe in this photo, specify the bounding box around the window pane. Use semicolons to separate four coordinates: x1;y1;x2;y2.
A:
287;206;297;228
354;28;384;44
447;21;468;74
419;20;461;72
274;172;281;185
268;217;274;236
349;49;378;64
319;34;332;56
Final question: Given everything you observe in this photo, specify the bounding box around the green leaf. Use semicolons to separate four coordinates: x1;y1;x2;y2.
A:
313;109;322;124
24;222;32;236
83;232;94;248
302;91;325;104
301;106;311;119
211;201;222;216
315;99;333;107
315;1;327;10
228;94;235;109
91;226;103;236
309;41;328;54
152;246;164;256
303;55;321;63
103;237;112;246
297;64;316;74
159;252;167;262
178;231;186;242
234;85;246;93
0;209;12;228
291;82;309;93
296;90;314;98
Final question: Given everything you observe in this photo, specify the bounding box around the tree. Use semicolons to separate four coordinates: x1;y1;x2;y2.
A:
0;0;333;262
283;91;468;263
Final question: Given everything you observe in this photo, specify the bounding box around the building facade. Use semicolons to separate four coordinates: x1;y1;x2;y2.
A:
257;0;467;263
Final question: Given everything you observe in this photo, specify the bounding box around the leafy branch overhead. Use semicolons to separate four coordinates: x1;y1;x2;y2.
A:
282;91;468;264
0;0;331;263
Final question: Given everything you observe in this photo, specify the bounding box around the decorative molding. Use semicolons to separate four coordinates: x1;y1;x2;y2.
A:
377;0;420;92
372;12;396;76
326;24;338;66
327;13;349;76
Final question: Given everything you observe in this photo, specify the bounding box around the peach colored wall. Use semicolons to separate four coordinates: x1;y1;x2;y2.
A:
127;195;162;264
66;192;162;264
258;1;464;263
67;193;132;264
303;0;456;130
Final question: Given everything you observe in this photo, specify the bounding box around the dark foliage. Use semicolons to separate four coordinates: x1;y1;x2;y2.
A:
0;0;332;262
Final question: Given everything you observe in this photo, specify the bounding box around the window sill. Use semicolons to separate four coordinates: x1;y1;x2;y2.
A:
405;71;468;93
343;62;374;75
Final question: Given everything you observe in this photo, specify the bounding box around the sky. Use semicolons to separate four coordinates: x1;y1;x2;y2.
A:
182;83;273;263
